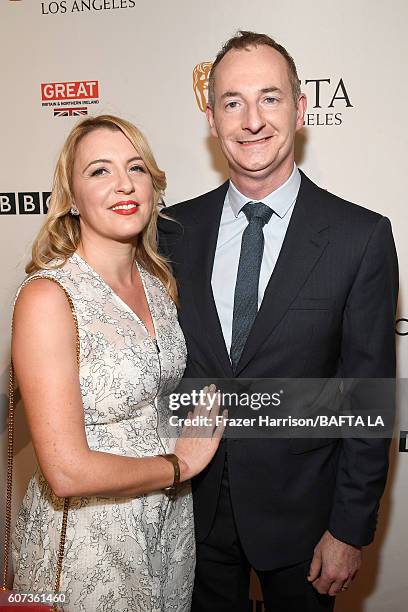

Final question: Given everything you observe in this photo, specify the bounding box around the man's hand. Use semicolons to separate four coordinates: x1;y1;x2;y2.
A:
307;530;362;596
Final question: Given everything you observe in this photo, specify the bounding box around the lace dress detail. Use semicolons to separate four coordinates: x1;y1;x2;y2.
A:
12;253;194;612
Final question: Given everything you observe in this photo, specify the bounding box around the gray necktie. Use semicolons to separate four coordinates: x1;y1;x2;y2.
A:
230;201;274;371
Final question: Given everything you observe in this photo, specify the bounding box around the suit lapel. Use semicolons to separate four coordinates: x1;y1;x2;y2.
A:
188;182;234;377
235;173;330;374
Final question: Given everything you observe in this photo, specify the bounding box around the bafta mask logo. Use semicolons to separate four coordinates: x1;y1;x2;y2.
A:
193;62;213;112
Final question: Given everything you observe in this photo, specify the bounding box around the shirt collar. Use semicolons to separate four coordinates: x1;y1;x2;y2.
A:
227;164;301;219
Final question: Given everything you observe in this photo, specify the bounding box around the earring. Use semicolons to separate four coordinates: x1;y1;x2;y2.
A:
70;206;80;216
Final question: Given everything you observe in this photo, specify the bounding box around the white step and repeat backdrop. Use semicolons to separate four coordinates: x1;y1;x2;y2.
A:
1;1;407;610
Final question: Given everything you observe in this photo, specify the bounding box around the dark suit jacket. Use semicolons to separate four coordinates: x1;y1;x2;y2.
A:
158;171;398;570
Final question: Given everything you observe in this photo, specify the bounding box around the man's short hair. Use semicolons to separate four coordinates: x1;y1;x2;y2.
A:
208;30;301;108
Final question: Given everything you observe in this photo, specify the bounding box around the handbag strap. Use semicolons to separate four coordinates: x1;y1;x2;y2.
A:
2;276;80;599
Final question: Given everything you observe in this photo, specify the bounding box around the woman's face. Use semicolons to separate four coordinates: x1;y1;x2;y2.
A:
71;128;154;244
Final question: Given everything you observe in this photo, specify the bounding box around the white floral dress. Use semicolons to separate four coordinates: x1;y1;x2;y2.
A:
12;253;194;612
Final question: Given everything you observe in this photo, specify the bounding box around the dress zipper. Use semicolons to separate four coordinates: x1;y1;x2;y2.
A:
152;337;172;544
152;337;167;456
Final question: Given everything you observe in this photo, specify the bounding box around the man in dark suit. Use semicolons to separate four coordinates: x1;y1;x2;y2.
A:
158;31;398;612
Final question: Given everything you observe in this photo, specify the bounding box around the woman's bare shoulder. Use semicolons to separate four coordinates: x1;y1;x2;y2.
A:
14;277;73;323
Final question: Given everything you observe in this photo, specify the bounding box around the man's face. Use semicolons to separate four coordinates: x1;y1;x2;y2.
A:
206;45;306;187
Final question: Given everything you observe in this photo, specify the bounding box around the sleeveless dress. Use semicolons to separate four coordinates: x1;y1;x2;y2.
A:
11;253;194;612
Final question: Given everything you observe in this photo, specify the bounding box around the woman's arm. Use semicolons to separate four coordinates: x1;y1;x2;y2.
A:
12;279;222;498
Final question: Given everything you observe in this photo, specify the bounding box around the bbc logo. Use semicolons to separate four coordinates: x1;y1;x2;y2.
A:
0;192;51;215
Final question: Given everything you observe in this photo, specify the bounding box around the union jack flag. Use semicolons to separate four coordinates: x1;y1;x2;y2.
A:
53;107;88;117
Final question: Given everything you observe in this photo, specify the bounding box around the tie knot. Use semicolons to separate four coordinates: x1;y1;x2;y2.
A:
241;201;273;226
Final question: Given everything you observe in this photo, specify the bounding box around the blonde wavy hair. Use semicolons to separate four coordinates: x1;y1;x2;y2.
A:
27;114;178;302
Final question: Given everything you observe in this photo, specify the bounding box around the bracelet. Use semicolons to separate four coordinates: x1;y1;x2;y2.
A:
160;453;180;499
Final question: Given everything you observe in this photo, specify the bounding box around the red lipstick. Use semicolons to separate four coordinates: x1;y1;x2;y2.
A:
110;201;140;215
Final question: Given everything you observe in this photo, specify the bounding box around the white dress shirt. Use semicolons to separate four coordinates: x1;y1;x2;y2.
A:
211;165;301;353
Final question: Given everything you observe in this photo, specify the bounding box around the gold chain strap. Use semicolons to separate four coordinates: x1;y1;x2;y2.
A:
1;358;15;592
1;276;80;608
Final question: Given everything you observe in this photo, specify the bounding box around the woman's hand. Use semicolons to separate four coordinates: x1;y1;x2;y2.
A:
174;384;227;481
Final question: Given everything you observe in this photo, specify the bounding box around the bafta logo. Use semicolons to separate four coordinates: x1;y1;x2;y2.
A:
193;62;213;112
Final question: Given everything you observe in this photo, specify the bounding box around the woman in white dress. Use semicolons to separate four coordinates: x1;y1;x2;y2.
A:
11;115;224;611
